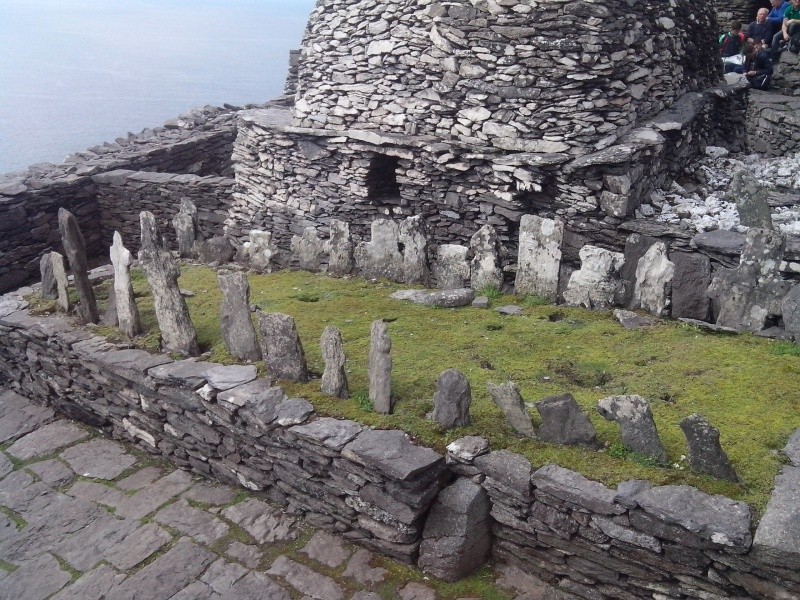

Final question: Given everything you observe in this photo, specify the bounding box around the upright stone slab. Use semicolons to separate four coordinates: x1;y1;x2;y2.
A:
418;478;491;582
354;219;403;282
399;215;429;285
219;271;261;362
259;312;308;382
597;395;667;464
101;283;119;327
321;326;348;399
536;393;600;448
197;236;235;265
486;382;536;438
328;220;354;277
728;168;773;229
110;231;142;339
469;225;502;291
291;227;325;272
434;245;470;289
172;198;200;258
51;251;70;312
39;253;58;300
563;245;625;309
514;215;564;302
783;285;800;338
680;414;738;482
671;252;711;321
369;320;392;414
752;467;800;570
58;208;98;324
247;230;279;272
138;211;199;356
633;242;674;317
621;233;658;307
431;369;472;429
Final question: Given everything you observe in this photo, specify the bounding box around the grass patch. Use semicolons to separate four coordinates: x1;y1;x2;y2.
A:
522;294;550;308
477;284;502;300
63;266;800;515
0;506;27;530
0;560;18;573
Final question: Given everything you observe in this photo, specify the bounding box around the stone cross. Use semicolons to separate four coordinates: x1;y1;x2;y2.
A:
259;312;308;382
487;382;536;438
515;215;564;302
368;320;392;414
110;232;142;339
431;369;472;429
680;414;739;482
39;253;58;300
320;326;349;398
138;211;199;356
327;220;354;277
50;251;70;312
57;208;98;323
172;198;200;258
469;225;502;291
218;271;261;362
597;395;667;464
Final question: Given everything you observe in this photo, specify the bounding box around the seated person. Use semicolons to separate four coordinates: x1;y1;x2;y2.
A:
747;8;773;45
720;21;746;57
743;42;774;90
767;0;790;33
772;0;800;57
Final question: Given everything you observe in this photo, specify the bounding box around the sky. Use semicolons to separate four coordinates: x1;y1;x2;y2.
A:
0;0;316;173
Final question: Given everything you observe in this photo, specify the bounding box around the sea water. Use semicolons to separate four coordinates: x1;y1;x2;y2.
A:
0;0;314;174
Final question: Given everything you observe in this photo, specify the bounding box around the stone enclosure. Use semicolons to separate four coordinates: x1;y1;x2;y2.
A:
2;0;800;597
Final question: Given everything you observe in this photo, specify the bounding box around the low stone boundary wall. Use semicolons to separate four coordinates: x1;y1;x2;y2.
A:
93;170;235;251
0;298;797;598
746;90;800;157
0;106;242;293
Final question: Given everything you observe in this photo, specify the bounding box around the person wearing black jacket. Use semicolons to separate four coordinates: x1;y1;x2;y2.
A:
747;8;774;46
743;42;774;90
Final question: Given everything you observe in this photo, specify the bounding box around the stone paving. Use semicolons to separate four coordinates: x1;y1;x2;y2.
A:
0;390;542;600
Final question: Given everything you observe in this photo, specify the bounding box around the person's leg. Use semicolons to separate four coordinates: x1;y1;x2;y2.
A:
771;29;785;59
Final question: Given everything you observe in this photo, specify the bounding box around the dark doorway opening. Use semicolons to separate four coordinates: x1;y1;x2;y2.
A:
367;154;401;204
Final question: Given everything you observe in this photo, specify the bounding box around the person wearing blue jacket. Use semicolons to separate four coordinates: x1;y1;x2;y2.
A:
769;0;791;59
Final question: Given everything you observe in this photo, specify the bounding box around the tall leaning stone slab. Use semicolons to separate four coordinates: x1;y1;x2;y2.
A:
50;252;70;313
218;271;261;362
597;395;667;464
369;320;392;414
327;220;354;277
469;224;502;291
400;215;429;285
515;215;564;302
680;414;738;482
110;232;142;339
138;211;199;356
57;208;98;324
39;253;58;300
321;326;349;399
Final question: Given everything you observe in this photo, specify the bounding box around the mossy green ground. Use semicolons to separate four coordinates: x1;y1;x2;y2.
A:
91;266;800;515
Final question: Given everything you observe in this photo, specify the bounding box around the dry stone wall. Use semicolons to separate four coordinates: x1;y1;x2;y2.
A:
0;298;797;598
0;106;243;293
293;0;720;153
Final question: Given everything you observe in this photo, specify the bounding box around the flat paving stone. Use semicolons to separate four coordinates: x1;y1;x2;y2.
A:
116;466;163;491
268;555;345;600
0;453;11;480
226;571;291;600
200;558;249;594
27;458;74;487
105;522;173;571
53;513;141;571
68;480;129;509
104;539;216;600
6;420;89;460
51;564;127;600
222;498;299;544
154;499;230;545
114;469;194;519
0;553;71;600
182;481;237;506
224;540;262;569
60;438;136;480
399;582;437;600
351;593;383;600
342;548;388;585
167;581;217;600
0;390;55;444
301;530;352;568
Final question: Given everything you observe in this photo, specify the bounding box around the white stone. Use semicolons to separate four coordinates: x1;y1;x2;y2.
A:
633;242;675;317
563;245;625;309
514;215;564;302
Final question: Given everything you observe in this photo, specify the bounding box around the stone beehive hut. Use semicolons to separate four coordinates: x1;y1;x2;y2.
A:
226;0;745;265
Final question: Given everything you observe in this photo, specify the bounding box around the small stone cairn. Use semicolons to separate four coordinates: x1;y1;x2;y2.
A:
218;271;261;362
138;211;199;356
58;208;99;324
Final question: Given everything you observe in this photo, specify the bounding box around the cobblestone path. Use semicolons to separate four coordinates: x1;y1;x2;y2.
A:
0;390;545;600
